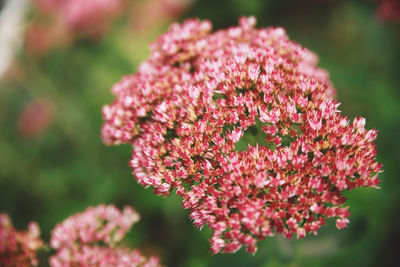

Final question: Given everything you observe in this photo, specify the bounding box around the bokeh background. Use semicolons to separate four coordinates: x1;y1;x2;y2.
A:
1;0;399;266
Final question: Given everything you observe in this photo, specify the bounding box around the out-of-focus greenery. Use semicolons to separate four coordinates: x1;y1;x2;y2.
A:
0;0;399;266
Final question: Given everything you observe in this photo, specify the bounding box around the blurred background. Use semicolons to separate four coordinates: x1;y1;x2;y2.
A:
0;0;399;266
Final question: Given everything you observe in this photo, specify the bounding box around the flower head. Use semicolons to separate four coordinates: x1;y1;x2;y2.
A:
0;213;43;266
50;204;161;267
102;17;382;254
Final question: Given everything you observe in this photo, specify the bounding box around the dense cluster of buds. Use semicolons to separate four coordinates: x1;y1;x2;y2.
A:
101;17;382;254
0;213;43;266
33;0;126;36
50;204;161;266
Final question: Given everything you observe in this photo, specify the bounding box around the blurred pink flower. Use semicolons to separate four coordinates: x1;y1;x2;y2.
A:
24;21;71;56
24;23;54;56
18;98;54;139
0;213;43;266
131;0;192;32
102;17;382;254
50;204;162;267
376;0;400;23
34;0;126;37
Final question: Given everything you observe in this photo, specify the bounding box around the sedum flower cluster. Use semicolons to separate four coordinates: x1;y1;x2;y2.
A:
1;205;161;266
50;204;161;267
0;213;43;266
102;16;383;254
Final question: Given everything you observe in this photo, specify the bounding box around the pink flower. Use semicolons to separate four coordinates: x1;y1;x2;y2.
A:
18;98;54;139
102;17;383;254
0;213;43;266
336;218;350;230
130;0;193;32
24;20;72;57
376;0;400;23
34;0;126;37
50;204;161;267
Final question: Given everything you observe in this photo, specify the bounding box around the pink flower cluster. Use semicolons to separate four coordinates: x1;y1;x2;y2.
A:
0;213;43;266
50;204;161;267
101;17;382;254
34;0;126;36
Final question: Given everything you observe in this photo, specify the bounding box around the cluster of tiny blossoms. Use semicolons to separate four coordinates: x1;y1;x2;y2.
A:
34;0;125;36
102;17;382;254
50;204;161;267
0;213;43;266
